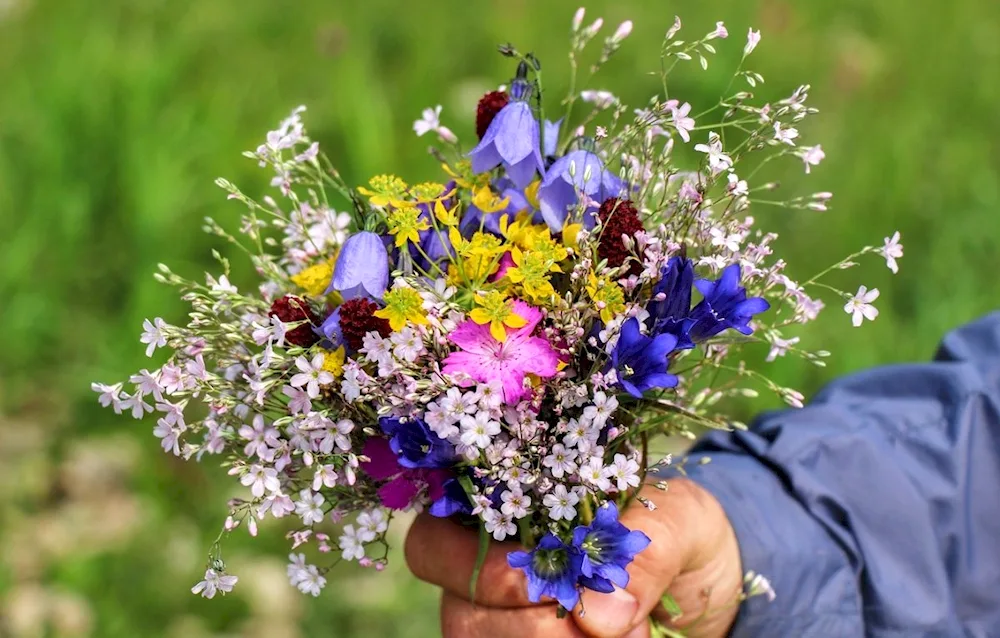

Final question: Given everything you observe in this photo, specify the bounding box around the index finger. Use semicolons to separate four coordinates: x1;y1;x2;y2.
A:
405;513;541;608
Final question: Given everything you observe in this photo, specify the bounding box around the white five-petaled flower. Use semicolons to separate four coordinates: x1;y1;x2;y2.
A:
798;145;825;173
191;568;238;599
580;456;612;491
694;133;733;175
580;90;617;109
773;122;799;146
241;464;280;498
92;382;124;413
582;391;618;429
460;412;501;449
357;508;389;538
294;490;325;526
670;102;695;143
500;488;531;519
390;327;424;362
766;335;801;362
710;227;742;253
542;444;579;479
283;385;313;415
289;354;334;399
295;564;327;596
610;454;641;491
140;317;168;357
844;286;880;327
543;484;580;521
745;28;762;56
313;464;338;490
728;173;749;197
880;231;903;274
484;509;517;541
413;105;457;144
338;524;367;561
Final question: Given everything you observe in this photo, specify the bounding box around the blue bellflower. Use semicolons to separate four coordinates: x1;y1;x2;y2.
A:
316;307;344;349
647;256;696;350
688;264;770;341
325;231;389;300
468;92;544;189
537;149;625;232
611;318;679;398
379;416;455;470
573;502;651;593
428;476;474;518
507;534;584;610
543;118;562;158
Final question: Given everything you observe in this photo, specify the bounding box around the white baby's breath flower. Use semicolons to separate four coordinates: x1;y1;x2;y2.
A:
745;28;762;56
191;568;238;599
844;286;880;327
880;231;903;274
140;317;169;357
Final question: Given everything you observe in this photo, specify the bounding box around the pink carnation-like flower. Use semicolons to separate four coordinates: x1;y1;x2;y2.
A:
442;301;559;403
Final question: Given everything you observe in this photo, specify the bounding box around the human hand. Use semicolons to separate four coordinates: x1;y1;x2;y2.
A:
404;478;742;638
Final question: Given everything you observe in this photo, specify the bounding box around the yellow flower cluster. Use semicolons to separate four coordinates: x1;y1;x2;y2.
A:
586;273;627;324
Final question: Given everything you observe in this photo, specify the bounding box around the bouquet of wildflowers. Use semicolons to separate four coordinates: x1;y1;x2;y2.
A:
94;9;902;621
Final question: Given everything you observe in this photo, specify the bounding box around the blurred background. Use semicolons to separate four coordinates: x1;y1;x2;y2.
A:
1;0;998;635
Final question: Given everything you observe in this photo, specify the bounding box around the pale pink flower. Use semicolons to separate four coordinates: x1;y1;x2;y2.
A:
413;105;457;144
140;317;168;357
671;102;695;143
191;569;238;599
844;286;880;327
707;21;728;40
745;29;762;56
798;145;825;173
543;484;579;521
881;232;903;274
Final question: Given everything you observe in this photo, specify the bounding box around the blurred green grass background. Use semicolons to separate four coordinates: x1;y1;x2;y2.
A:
1;0;998;635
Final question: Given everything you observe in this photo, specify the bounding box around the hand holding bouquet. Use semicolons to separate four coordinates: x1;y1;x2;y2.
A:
94;8;902;631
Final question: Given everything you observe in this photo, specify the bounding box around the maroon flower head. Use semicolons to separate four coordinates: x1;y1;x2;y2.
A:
339;297;392;350
597;198;645;276
270;295;321;347
475;90;510;139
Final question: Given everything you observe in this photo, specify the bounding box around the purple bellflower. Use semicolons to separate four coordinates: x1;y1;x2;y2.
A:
687;264;770;341
573;502;651;593
611;318;679;398
468;83;544;189
379;416;455;470
537;149;625;232
646;256;696;350
543;118;562;158
324;231;389;300
507;533;584;610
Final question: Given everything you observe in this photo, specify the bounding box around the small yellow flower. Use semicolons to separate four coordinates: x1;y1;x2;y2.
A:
586;273;626;324
442;160;475;189
505;247;558;304
386;206;430;248
375;287;428;330
358;175;408;207
410;182;449;202
469;290;528;342
471;185;510;214
524;179;542;210
562;223;583;248
321;346;346;378
434;199;459;226
290;261;335;296
450;229;506;281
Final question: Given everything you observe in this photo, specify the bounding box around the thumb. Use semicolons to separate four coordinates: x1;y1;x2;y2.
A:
573;480;711;638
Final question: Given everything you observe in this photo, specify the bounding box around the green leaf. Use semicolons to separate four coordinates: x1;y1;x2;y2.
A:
469;522;490;604
660;592;684;622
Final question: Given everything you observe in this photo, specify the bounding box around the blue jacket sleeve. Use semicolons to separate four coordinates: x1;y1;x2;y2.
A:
680;313;1000;637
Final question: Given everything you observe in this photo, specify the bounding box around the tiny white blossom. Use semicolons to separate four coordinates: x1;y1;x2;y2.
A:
191;568;238;599
710;227;742;253
694;133;733;175
357;508;389;538
580;456;612;491
844;286;880;327
542;444;579;479
564;418;599;449
241;464;280;498
610;454;641;491
611;20;633;43
766;336;801;362
295;489;325;525
92;382;124;413
500;488;531;519
425;401;459;439
313;464;338;490
296;565;327;596
460;412;501;449
140;317;168;357
670;102;695;143
441;388;480;420
773;122;799;146
727;173;749;197
880;231;903;274
580;90;617;109
413;105;457;144
543;484;580;521
361;332;393;367
483;509;517;541
582;391;618;429
798;145;825;173
707;21;728;39
289;354;334;399
339;524;367;561
153;418;183;456
390;327;425;362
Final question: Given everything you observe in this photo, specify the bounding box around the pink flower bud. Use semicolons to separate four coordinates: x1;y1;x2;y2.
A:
572;7;586;31
612;20;633;43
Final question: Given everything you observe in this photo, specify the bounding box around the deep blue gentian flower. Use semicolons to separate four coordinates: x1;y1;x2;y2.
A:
611;318;679;398
379;416;455;470
646;256;696;350
468;82;544;189
428;477;473;518
573;502;651;593
687;264;770;341
537;149;625;232
324;231;389;300
507;534;584;610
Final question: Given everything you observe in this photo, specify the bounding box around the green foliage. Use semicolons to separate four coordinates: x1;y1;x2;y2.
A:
0;0;998;635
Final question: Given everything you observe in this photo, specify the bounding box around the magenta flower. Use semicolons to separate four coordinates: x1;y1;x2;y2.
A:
360;438;448;510
442;301;559;403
